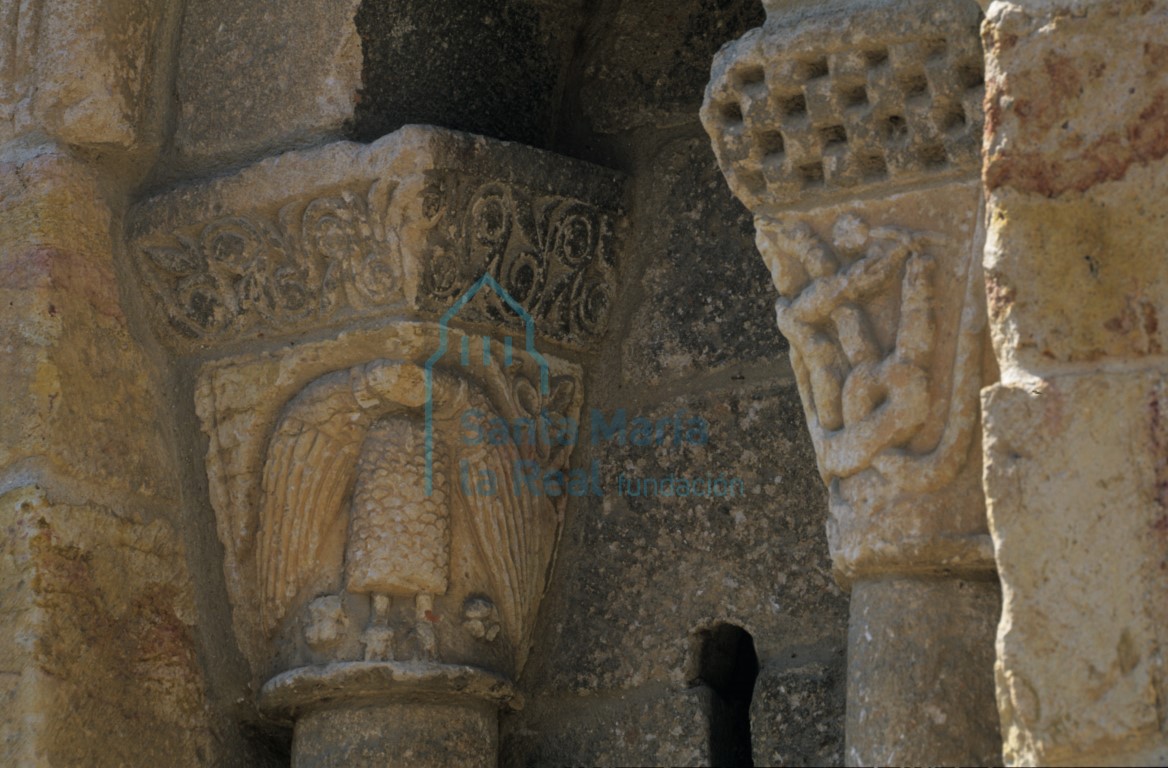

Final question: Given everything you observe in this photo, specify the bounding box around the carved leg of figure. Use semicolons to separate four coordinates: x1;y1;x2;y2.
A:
362;594;394;661
416;593;438;660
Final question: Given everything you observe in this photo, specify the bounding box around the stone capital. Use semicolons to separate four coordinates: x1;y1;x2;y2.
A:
701;0;994;583
124;128;626;736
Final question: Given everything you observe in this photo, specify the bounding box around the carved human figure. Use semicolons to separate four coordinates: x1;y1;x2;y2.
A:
755;213;984;503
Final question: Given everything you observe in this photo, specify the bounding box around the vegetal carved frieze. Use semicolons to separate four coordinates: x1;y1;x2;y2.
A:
127;127;624;352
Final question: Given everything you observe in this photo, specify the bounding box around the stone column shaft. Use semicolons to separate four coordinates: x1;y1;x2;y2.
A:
702;0;1002;763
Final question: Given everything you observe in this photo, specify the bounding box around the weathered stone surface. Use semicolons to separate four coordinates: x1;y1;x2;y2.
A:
983;373;1168;765
512;383;846;765
0;0;171;151
293;700;497;768
352;0;583;148
0;486;211;766
195;324;583;685
501;685;717;767
621;136;787;387
981;3;1168;764
982;1;1168;376
522;385;845;695
982;1;1168;201
751;657;845;767
0;148;219;766
575;0;764;135
129;126;625;352
847;577;1001;766
173;0;362;169
984;180;1168;373
0;149;177;503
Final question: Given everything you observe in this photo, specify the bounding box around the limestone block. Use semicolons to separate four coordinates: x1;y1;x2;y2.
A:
0;486;211;766
981;0;1168;377
0;149;177;501
983;372;1168;765
0;0;169;150
982;1;1168;201
173;0;362;168
846;577;1001;765
128;126;625;353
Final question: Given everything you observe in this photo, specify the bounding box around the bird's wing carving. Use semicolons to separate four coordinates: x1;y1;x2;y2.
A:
257;372;370;635
457;434;558;671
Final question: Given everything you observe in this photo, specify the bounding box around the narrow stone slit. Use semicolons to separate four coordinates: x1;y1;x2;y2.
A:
696;623;759;767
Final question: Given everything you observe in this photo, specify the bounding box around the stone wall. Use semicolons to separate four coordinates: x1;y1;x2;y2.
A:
0;0;845;765
981;2;1168;763
502;1;848;765
7;0;1168;766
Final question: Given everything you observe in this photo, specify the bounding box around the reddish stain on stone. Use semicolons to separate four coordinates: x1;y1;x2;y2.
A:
988;93;1168;196
0;249;52;290
1043;51;1082;104
1144;41;1168;72
983;76;1005;141
1143;303;1162;353
984;271;1016;321
1150;387;1168;509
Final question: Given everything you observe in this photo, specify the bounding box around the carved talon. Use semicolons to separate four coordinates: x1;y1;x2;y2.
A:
361;594;395;661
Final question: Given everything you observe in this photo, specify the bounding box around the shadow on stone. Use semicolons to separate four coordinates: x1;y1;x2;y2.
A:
693;623;759;767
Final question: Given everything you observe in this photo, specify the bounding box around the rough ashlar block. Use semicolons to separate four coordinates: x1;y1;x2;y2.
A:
0;149;177;500
173;0;363;167
983;372;1168;765
1;0;170;150
0;486;211;766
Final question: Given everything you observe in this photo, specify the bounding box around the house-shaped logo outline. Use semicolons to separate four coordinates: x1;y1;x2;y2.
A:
424;273;550;495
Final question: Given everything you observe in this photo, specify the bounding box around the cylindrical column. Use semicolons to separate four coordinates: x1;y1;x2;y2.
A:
847;578;1000;765
259;661;520;768
292;700;498;768
701;0;1002;762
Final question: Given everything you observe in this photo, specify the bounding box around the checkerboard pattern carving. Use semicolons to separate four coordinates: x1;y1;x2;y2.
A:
703;0;984;210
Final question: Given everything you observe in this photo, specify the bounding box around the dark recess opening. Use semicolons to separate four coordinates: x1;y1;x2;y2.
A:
695;623;759;767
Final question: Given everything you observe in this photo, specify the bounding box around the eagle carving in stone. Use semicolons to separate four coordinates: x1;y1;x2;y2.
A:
254;358;571;672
